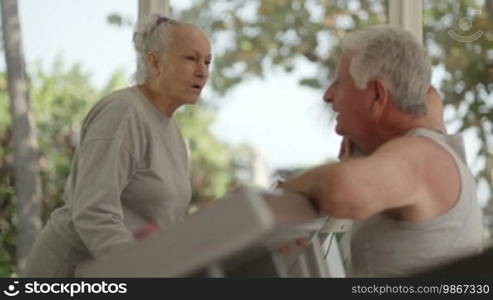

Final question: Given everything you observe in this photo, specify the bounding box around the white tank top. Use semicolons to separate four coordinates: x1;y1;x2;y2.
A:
349;128;483;277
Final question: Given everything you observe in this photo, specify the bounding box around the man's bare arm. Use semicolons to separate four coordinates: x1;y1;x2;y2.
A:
281;137;442;220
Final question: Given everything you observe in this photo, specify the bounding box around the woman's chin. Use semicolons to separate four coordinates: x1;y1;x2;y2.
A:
188;97;200;105
182;95;200;105
335;125;344;136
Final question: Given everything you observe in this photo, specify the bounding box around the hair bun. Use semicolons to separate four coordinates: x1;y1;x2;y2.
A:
132;13;169;52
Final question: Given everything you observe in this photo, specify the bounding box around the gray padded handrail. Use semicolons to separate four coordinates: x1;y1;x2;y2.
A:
75;187;348;277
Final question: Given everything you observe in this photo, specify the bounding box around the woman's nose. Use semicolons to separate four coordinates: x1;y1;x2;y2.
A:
195;62;208;78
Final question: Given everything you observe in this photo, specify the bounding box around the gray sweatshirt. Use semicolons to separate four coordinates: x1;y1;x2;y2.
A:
49;86;192;259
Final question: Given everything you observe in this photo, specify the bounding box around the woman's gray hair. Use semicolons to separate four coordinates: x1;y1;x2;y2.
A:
341;24;432;116
132;14;195;83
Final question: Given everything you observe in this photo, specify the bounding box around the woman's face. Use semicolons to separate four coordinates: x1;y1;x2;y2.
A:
154;26;212;107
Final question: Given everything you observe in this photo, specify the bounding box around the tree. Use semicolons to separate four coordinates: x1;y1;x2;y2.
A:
1;0;42;275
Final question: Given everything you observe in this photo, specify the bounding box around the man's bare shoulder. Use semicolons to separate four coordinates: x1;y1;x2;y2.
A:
370;134;459;173
366;134;461;221
371;135;439;158
345;136;435;178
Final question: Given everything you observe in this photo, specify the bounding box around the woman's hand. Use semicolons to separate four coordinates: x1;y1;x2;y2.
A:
338;137;353;161
278;239;309;254
425;86;446;134
133;220;160;239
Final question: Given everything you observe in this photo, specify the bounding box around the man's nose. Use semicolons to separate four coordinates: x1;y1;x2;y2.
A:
323;83;335;103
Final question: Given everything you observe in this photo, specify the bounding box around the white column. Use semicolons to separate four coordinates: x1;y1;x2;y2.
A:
388;0;423;44
138;0;171;19
136;0;171;82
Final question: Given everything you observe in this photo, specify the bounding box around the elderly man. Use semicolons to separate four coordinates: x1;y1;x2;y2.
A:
281;25;483;277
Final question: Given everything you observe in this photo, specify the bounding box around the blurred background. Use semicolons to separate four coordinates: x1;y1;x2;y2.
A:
1;0;493;276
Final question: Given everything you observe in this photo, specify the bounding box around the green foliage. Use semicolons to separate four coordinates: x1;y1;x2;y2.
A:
106;13;133;28
176;105;237;203
0;168;15;277
0;71;15;277
30;60;102;221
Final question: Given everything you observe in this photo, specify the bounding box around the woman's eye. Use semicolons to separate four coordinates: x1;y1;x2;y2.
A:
186;56;195;61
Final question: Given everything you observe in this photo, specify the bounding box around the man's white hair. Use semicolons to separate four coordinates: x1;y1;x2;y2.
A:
341;24;432;116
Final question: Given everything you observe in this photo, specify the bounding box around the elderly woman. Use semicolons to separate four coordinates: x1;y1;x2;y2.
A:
25;15;211;277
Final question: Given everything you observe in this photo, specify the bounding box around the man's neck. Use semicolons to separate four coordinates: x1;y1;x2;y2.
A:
363;116;431;154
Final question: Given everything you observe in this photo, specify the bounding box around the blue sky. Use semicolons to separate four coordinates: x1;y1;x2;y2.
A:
17;0;137;88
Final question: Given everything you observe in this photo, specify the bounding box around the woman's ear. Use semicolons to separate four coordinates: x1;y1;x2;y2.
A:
146;52;161;77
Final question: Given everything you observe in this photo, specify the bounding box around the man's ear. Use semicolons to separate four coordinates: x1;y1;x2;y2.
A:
370;78;390;116
146;52;161;77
